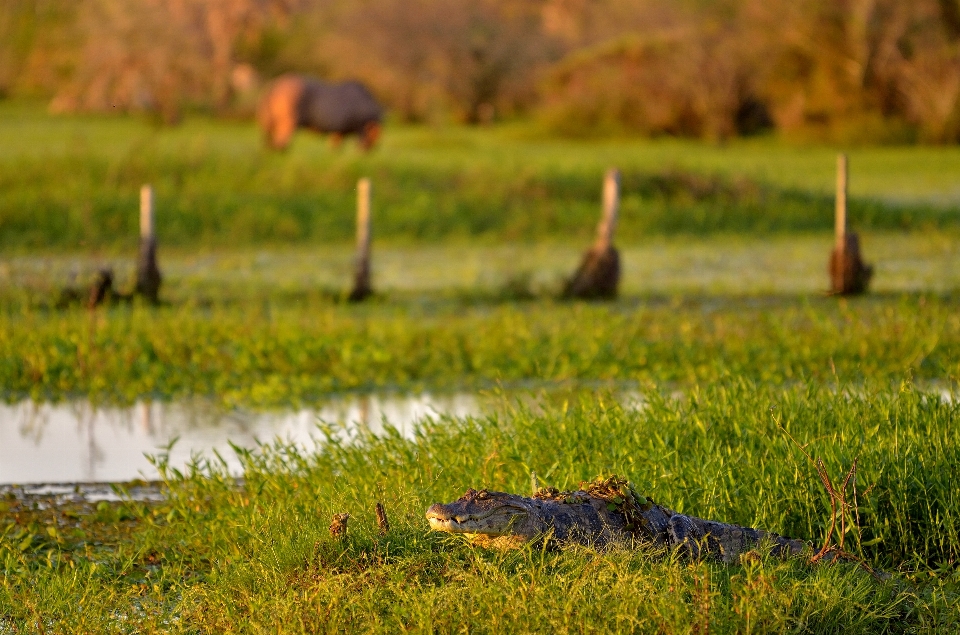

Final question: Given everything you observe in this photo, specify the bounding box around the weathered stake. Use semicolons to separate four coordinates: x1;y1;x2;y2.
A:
597;169;620;252
562;168;622;299
135;185;162;303
835;154;847;252
348;178;373;301
828;154;872;295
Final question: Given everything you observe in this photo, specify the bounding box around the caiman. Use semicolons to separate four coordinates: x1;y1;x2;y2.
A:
425;476;809;564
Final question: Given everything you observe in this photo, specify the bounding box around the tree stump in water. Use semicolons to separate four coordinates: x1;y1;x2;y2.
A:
56;268;124;309
136;237;162;303
56;268;130;309
563;169;621;299
88;268;117;308
563;245;621;299
829;233;873;295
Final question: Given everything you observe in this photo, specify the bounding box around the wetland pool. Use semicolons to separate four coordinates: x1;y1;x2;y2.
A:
1;384;951;486
0;393;484;484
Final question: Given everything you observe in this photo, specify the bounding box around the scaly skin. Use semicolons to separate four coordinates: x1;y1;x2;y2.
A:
426;488;809;563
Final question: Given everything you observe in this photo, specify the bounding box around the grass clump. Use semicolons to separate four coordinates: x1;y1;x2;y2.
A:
2;383;959;631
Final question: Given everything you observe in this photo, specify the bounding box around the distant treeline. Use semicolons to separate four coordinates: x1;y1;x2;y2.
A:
3;0;960;142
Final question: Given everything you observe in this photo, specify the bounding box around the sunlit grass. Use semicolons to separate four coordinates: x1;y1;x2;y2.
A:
2;384;959;631
4;100;960;203
2;101;960;632
0;291;957;406
2;101;959;250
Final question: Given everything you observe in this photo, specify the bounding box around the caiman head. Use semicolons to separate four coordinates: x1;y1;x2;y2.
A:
426;489;534;538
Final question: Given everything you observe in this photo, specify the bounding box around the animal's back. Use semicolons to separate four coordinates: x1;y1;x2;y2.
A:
300;80;382;134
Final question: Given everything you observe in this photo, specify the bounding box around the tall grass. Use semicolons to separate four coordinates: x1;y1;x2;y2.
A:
2;383;958;631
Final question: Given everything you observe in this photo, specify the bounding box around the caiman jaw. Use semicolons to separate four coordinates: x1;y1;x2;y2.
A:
425;502;527;536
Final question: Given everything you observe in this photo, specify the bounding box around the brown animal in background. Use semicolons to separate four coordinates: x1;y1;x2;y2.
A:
258;75;383;151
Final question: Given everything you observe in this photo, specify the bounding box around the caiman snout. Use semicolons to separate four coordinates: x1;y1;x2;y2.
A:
427;502;472;532
425;491;530;536
425;503;453;528
425;503;447;520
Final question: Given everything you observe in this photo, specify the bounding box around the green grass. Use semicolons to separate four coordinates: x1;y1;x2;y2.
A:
1;101;959;249
0;291;958;407
3;102;960;631
2;383;960;632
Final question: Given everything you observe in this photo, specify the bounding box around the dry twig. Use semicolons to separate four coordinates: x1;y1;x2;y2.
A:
375;502;390;535
774;415;884;580
329;512;350;539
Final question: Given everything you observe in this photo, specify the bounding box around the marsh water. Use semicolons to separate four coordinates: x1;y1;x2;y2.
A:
2;383;952;485
0;393;484;484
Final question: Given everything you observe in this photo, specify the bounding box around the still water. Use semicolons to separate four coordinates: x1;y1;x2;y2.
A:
4;385;946;485
0;394;481;484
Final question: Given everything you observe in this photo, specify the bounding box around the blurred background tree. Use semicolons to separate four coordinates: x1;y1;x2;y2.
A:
2;0;959;141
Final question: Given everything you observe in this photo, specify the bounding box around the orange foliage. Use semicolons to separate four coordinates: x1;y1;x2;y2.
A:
2;0;959;141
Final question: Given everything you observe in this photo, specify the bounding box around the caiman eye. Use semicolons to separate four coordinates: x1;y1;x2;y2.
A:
477;491;489;499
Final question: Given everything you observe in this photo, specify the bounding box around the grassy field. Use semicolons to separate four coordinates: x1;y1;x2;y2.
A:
0;292;958;407
2;100;960;249
2;103;960;631
2;384;960;632
2;269;960;630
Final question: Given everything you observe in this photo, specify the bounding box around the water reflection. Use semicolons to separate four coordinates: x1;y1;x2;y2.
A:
0;394;481;484
3;384;948;485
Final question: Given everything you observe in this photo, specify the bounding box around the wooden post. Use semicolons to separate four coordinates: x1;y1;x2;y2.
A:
596;169;620;251
835;154;847;253
828;154;873;295
135;184;162;303
348;178;373;301
140;185;154;242
562;168;622;299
